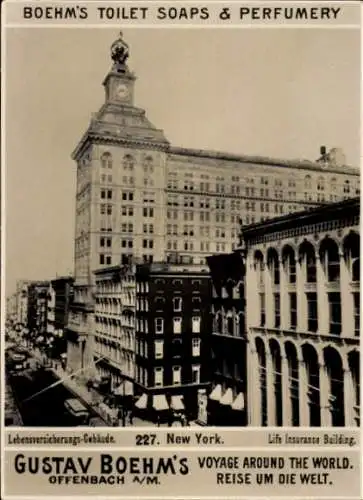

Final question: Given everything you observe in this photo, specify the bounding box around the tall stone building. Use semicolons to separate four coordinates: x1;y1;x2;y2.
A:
243;198;360;427
66;32;360;374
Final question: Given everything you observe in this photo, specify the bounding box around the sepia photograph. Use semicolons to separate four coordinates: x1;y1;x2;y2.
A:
4;26;360;429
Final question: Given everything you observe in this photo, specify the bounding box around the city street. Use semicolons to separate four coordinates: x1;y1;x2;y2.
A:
7;366;105;427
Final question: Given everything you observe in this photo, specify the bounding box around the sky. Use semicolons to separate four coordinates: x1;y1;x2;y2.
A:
5;27;361;296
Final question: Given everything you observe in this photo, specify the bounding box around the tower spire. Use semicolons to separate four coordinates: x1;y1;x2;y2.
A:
110;31;130;73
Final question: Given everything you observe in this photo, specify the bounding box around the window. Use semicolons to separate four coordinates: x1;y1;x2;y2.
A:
173;297;182;312
155;297;164;309
317;176;325;191
304;175;312;190
192;316;201;333
100;254;105;265
289;293;297;330
173;317;182;334
353;292;360;336
328;292;341;335
155;318;164;334
274;293;280;328
268;251;280;285
192;338;201;357
192;297;201;309
352;258;360;282
123;154;134;171
321;243;340;282
172;366;181;385
259;293;266;326
284;250;296;284
155;340;164;359
307;293;318;332
191;365;201;384
101;152;112;169
154;367;163;387
306;250;317;283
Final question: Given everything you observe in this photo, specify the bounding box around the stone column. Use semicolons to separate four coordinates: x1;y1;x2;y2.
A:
340;253;354;337
315;251;329;334
298;354;310;426
266;347;276;426
247;342;262;426
281;355;292;426
296;257;307;332
247;261;260;328
319;362;332;426
265;264;274;328
279;258;289;329
343;359;356;427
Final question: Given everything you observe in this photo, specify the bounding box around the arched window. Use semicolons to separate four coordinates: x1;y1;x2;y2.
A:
299;240;317;284
330;177;337;192
254;251;265;287
317;176;325;191
343;232;360;282
304;175;312;190
143;155;154;172
282;246;296;284
267;248;280;285
344;180;350;194
101;152;112;169
123;154;134;171
227;314;234;335
319;238;340;282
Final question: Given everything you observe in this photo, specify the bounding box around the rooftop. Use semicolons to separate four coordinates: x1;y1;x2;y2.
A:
239;197;360;242
169;146;359;175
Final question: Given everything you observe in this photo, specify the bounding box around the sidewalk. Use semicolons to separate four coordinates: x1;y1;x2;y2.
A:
27;347;187;428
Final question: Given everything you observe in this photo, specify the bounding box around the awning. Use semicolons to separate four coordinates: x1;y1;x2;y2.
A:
171;395;185;411
135;393;147;409
153;394;169;411
114;380;134;396
209;384;222;401
231;393;245;411
220;388;233;406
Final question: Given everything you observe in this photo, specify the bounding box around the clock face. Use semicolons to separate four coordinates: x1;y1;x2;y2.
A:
116;84;129;100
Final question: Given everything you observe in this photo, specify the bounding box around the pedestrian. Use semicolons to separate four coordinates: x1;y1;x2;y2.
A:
156;414;160;427
128;410;133;425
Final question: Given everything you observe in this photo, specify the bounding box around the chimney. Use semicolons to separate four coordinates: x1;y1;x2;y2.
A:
320;145;327;157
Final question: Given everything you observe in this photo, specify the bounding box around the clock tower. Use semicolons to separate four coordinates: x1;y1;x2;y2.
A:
103;31;135;106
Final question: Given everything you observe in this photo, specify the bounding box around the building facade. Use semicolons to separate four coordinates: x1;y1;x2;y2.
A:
6;293;17;324
206;252;247;426
47;277;74;334
134;262;212;422
67;31;360;374
92;264;136;395
46;277;74;359
27;282;50;338
15;280;32;327
241;198;360;427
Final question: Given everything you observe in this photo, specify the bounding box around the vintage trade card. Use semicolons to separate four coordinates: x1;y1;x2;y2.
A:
1;1;361;499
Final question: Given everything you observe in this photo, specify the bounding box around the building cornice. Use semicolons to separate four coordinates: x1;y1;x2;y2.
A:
240;197;360;242
72;132;169;161
169;146;359;175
